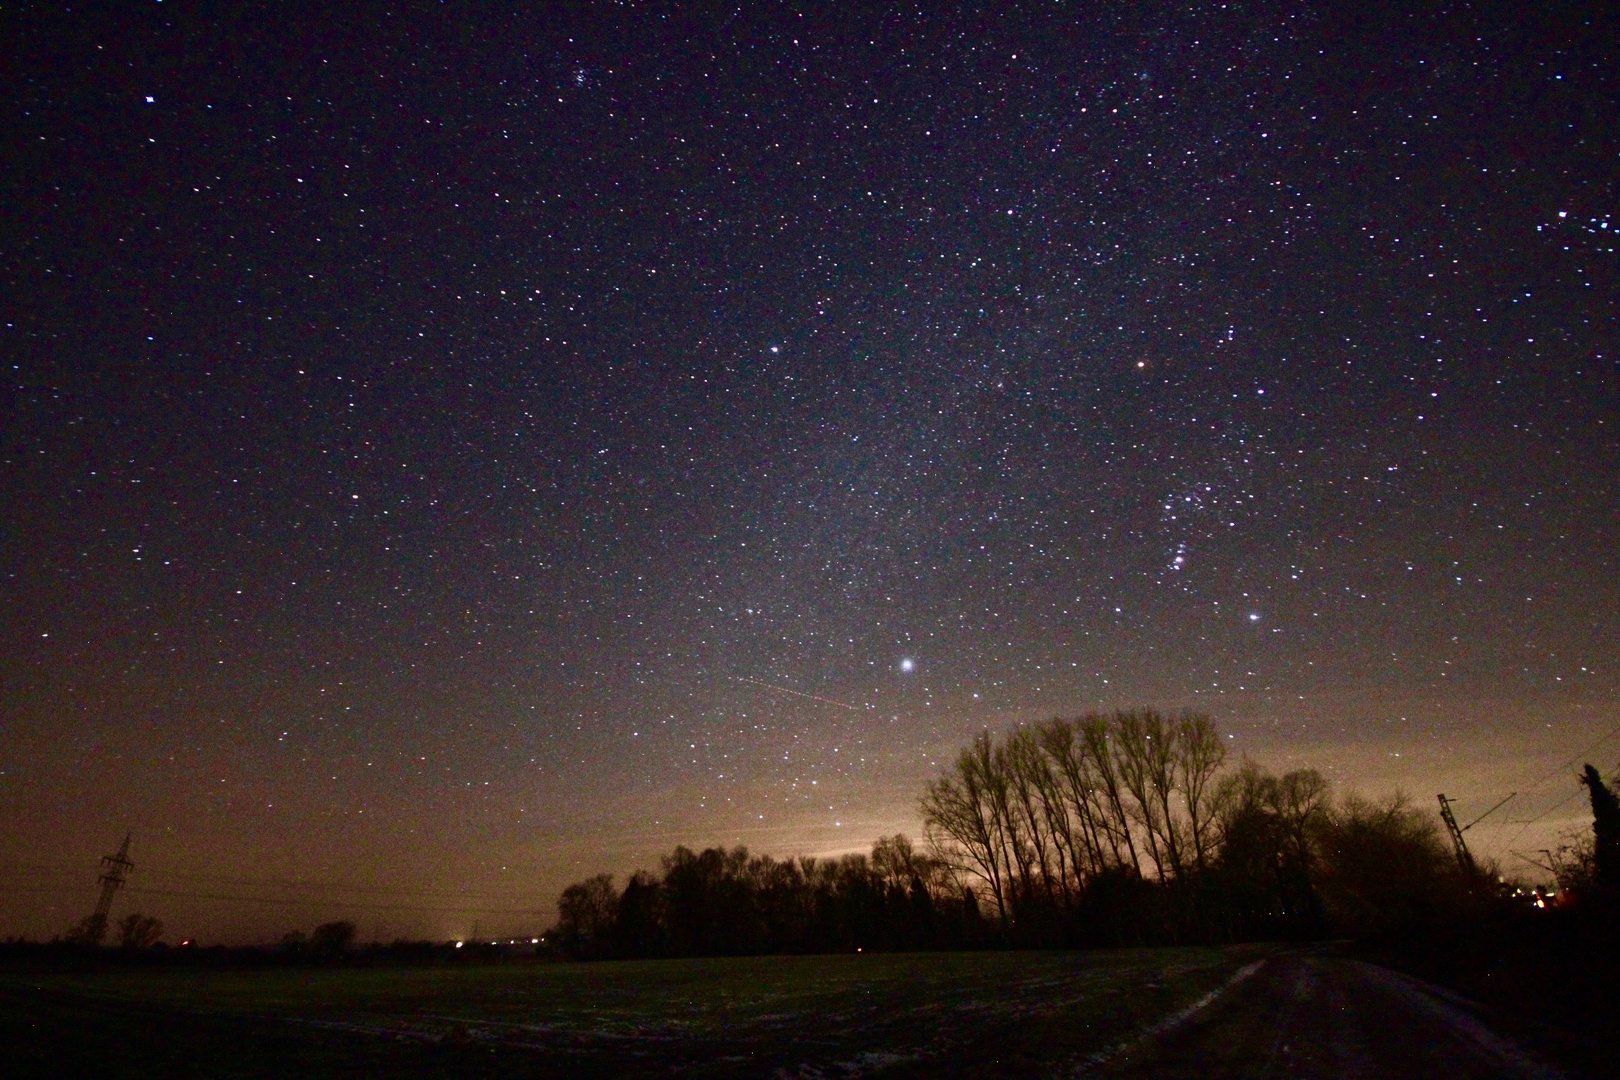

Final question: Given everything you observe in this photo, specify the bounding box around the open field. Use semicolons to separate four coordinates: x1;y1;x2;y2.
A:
2;945;1274;1078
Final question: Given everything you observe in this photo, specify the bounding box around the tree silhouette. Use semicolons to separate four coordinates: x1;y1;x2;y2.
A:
1580;763;1620;890
1312;792;1460;943
919;709;1230;942
1210;763;1328;939
615;870;664;956
117;912;164;948
310;920;356;955
65;912;108;947
545;710;1503;956
556;873;619;956
920;733;1011;927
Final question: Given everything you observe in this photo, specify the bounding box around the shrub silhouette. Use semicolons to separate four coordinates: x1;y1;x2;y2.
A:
117;912;164;949
309;920;356;955
1311;792;1465;943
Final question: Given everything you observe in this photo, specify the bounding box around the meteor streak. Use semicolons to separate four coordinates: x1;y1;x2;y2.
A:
734;676;867;711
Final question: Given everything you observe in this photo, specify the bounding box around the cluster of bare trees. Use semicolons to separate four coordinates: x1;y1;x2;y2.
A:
545;706;1536;957
549;836;985;958
920;710;1228;930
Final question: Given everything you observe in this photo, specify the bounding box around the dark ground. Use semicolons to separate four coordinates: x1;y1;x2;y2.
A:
0;946;1261;1079
1;946;1596;1079
1085;953;1573;1080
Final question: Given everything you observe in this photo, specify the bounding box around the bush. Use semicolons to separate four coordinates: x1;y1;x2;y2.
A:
117;912;164;949
309;920;357;956
1311;792;1470;943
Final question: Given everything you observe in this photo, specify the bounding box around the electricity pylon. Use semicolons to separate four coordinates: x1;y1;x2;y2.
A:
84;833;135;944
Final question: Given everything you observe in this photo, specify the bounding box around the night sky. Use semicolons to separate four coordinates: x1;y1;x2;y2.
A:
4;1;1616;944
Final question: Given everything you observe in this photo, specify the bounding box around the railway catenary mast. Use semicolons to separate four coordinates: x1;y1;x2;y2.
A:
1436;795;1478;876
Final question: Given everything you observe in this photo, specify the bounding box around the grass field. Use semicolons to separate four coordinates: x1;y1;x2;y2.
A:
3;944;1277;1078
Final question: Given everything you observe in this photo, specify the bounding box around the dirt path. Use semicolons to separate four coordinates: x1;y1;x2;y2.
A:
1079;953;1565;1080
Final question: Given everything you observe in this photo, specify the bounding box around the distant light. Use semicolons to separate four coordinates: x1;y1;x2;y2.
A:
899;658;915;673
455;941;463;948
1248;612;1261;621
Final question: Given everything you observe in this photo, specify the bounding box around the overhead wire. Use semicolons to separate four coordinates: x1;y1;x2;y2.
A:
1;859;547;904
121;883;554;917
6;861;557;921
1498;720;1620;848
1512;720;1620;799
1504;786;1590;847
137;865;546;901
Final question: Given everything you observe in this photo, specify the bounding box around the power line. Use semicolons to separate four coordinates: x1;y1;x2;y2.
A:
2;860;546;903
1508;850;1555;875
1514;721;1620;797
139;865;547;901
1505;786;1589;847
122;884;554;917
1495;721;1620;849
1461;791;1515;832
9;881;557;916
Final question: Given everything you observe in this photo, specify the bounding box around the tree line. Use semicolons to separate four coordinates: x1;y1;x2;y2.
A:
548;708;1575;958
64;910;164;949
550;835;979;958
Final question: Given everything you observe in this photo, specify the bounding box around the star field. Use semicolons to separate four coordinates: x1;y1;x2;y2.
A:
2;2;1616;942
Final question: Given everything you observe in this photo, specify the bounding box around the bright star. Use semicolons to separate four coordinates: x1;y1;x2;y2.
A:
899;658;915;673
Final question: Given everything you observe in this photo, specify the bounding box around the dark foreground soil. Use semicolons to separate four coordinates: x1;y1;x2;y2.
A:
1085;952;1571;1080
0;947;1259;1079
3;948;1587;1079
2;982;543;1080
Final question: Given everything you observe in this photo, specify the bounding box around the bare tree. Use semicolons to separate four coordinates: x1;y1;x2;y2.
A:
924;709;1241;937
1272;768;1331;868
1080;713;1142;874
1026;721;1089;903
921;734;1010;925
870;833;917;891
1175;712;1227;873
1005;728;1064;905
1214;759;1276;840
1038;719;1103;879
1112;710;1175;878
984;738;1032;908
555;874;619;952
1145;710;1190;879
